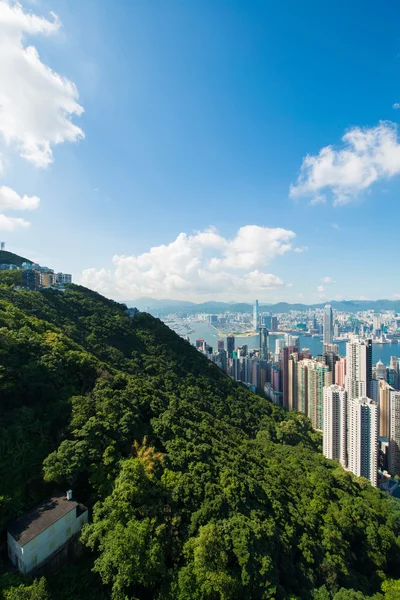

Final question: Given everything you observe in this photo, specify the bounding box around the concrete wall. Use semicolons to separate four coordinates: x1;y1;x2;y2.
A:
8;506;88;574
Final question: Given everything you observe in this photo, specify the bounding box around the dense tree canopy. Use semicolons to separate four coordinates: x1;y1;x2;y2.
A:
0;284;399;599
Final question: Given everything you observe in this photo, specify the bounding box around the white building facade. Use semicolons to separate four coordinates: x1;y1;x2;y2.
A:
323;385;347;467
347;397;379;487
345;339;372;402
389;391;400;477
8;494;88;574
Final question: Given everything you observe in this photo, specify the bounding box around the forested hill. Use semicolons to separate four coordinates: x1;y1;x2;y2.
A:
0;284;400;600
0;249;31;266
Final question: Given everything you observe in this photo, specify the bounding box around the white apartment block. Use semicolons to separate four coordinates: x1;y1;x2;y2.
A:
389;391;400;477
345;339;372;401
347;397;378;487
323;385;347;467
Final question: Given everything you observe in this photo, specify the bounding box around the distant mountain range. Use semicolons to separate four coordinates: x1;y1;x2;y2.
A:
127;297;400;314
3;251;398;315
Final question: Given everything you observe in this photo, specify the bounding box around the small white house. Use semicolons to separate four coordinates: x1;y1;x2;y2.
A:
7;492;88;574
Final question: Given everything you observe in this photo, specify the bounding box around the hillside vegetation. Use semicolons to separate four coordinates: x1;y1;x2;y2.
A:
0;283;399;600
0;250;31;267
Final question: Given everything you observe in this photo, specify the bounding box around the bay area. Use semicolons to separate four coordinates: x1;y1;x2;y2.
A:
183;321;400;365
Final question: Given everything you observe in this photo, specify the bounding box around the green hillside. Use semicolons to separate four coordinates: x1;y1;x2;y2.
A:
0;249;31;267
0;284;399;600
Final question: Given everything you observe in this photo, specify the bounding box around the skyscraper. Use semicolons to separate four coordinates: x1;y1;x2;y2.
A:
335;357;346;388
347;397;378;487
323;305;333;345
296;358;331;429
389;391;400;477
253;299;259;331
226;334;235;358
308;361;332;430
271;316;278;332
297;360;309;415
345;339;372;401
375;359;387;381
217;339;225;352
288;353;299;411
259;327;269;360
379;380;392;438
323;385;347;467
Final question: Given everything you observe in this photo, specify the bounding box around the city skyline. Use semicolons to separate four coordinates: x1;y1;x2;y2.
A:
1;1;400;302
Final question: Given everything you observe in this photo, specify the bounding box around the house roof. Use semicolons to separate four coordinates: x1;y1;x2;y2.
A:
8;494;87;547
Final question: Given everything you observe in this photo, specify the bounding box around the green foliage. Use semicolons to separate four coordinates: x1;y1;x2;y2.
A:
0;284;400;599
0;270;22;287
0;576;50;600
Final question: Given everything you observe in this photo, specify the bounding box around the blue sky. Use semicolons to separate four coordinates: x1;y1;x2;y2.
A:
1;0;400;302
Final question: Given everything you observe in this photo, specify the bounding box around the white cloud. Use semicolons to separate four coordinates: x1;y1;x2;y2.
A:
290;122;400;205
294;246;308;253
0;185;39;210
332;223;340;230
81;225;296;301
317;285;326;293
321;276;336;284
393;103;400;110
0;0;84;167
0;214;30;231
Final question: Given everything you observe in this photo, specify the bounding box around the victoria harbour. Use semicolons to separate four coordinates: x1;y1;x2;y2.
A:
181;320;400;364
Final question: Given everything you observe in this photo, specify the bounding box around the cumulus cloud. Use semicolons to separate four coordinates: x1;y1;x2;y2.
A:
0;185;39;210
0;0;84;167
0;214;30;231
393;103;400;110
290;122;400;205
321;276;336;284
81;225;296;301
294;246;308;253
317;285;326;293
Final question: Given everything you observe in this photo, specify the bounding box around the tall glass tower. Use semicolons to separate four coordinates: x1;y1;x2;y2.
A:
323;304;333;345
253;299;259;331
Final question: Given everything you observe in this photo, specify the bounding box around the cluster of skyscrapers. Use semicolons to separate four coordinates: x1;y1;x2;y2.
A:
194;302;400;488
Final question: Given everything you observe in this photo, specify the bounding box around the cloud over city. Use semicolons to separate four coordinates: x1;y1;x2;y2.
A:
290;122;400;205
81;225;296;301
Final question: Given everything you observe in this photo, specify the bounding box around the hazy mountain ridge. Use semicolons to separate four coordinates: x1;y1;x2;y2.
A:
128;297;400;314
